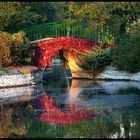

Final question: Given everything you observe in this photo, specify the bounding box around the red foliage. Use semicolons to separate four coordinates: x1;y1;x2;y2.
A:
31;36;114;69
39;95;95;125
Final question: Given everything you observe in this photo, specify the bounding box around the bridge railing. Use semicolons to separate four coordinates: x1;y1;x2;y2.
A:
23;20;112;43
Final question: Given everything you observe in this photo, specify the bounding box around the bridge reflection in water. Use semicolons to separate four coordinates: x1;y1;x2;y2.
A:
0;76;140;137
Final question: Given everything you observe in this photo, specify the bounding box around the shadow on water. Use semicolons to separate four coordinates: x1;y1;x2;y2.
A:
0;61;140;138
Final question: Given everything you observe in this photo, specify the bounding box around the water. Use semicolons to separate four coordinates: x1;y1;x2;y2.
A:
0;77;140;138
0;59;140;138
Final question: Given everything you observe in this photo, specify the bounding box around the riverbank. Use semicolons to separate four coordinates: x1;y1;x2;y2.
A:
0;84;46;106
0;66;43;88
0;66;140;89
96;66;140;81
0;65;140;104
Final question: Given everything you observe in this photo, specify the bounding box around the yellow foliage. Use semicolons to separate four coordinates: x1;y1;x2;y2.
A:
11;31;25;66
0;107;28;138
0;31;30;67
0;32;12;66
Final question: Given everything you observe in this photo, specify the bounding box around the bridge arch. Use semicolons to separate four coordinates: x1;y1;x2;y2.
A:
22;21;114;79
30;36;100;70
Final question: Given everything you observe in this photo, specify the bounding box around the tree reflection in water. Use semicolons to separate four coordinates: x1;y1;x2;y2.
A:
0;103;30;138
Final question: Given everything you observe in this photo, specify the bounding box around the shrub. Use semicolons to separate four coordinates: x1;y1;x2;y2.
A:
112;34;140;73
11;31;31;66
0;32;12;67
75;45;113;71
0;31;31;67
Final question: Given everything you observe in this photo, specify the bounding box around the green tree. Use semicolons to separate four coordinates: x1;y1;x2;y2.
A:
64;2;140;35
107;2;140;33
0;2;19;31
0;2;47;33
29;2;67;23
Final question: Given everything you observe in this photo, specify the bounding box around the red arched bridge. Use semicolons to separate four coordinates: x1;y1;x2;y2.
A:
22;21;114;70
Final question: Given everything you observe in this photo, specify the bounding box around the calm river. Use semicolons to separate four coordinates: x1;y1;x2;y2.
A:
0;68;140;138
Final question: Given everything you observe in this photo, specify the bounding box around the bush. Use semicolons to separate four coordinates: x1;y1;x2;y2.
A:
112;34;140;73
75;46;113;71
0;31;31;67
11;31;31;66
0;32;12;67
